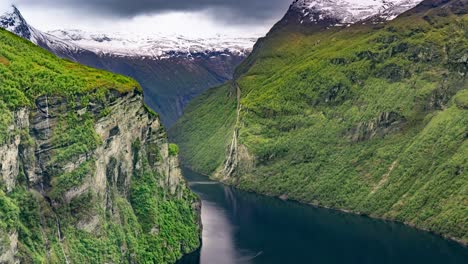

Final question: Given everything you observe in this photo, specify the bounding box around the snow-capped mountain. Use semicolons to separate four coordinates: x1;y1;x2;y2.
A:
0;5;255;61
48;29;256;59
282;0;423;27
0;5;84;58
0;4;31;39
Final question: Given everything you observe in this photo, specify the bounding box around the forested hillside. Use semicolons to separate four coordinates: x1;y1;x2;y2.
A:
171;0;468;244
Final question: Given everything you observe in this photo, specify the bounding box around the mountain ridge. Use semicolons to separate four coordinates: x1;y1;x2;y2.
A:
47;29;255;59
291;0;424;25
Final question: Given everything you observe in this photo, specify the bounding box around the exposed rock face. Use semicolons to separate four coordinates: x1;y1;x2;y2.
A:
216;83;255;181
17;91;185;195
0;231;18;264
348;112;407;142
91;92;183;200
0;109;28;192
0;90;200;263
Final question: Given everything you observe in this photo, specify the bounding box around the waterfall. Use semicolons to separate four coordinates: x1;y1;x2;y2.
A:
45;95;50;139
56;218;70;264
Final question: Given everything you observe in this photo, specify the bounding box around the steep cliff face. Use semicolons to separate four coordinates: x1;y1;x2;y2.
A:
172;0;467;244
0;91;200;263
0;28;200;263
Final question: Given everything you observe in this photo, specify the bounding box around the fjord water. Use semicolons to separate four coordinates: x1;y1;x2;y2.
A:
178;168;468;264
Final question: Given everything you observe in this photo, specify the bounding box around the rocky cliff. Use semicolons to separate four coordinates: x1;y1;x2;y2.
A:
0;28;200;263
0;91;201;264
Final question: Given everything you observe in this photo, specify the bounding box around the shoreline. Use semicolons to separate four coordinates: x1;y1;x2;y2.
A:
180;164;467;248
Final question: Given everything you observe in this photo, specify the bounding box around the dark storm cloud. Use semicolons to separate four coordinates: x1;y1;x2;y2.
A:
15;0;292;24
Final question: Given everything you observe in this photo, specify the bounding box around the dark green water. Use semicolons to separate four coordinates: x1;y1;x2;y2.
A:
178;167;468;264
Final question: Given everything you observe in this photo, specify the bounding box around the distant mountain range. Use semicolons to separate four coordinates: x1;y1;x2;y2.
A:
47;29;254;59
0;6;255;126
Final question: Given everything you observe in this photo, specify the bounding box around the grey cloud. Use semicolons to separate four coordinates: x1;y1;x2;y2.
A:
15;0;292;24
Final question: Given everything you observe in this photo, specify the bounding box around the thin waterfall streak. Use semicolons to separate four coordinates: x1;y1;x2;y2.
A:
45;95;50;138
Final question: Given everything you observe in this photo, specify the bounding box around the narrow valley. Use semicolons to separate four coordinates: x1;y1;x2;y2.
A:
0;0;467;263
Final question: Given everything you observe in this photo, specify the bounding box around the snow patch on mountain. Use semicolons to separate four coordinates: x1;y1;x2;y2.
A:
292;0;423;25
1;5;256;60
0;5;31;39
48;29;257;59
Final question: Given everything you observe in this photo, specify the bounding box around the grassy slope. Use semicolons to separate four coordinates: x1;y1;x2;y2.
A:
173;0;468;243
0;28;199;263
0;28;139;142
170;83;238;174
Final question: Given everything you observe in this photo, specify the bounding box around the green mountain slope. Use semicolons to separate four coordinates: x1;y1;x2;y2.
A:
170;83;238;174
171;0;468;244
0;29;200;263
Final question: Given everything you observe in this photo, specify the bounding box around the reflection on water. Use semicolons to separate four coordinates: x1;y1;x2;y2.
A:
200;200;239;264
178;168;468;264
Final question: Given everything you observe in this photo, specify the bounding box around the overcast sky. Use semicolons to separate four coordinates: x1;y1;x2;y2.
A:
3;0;292;37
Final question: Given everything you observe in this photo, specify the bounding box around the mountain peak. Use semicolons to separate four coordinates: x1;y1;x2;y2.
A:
0;6;85;57
0;4;32;39
289;0;424;26
10;5;21;15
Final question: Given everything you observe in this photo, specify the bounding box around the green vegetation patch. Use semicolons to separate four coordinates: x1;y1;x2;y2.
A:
168;143;180;156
